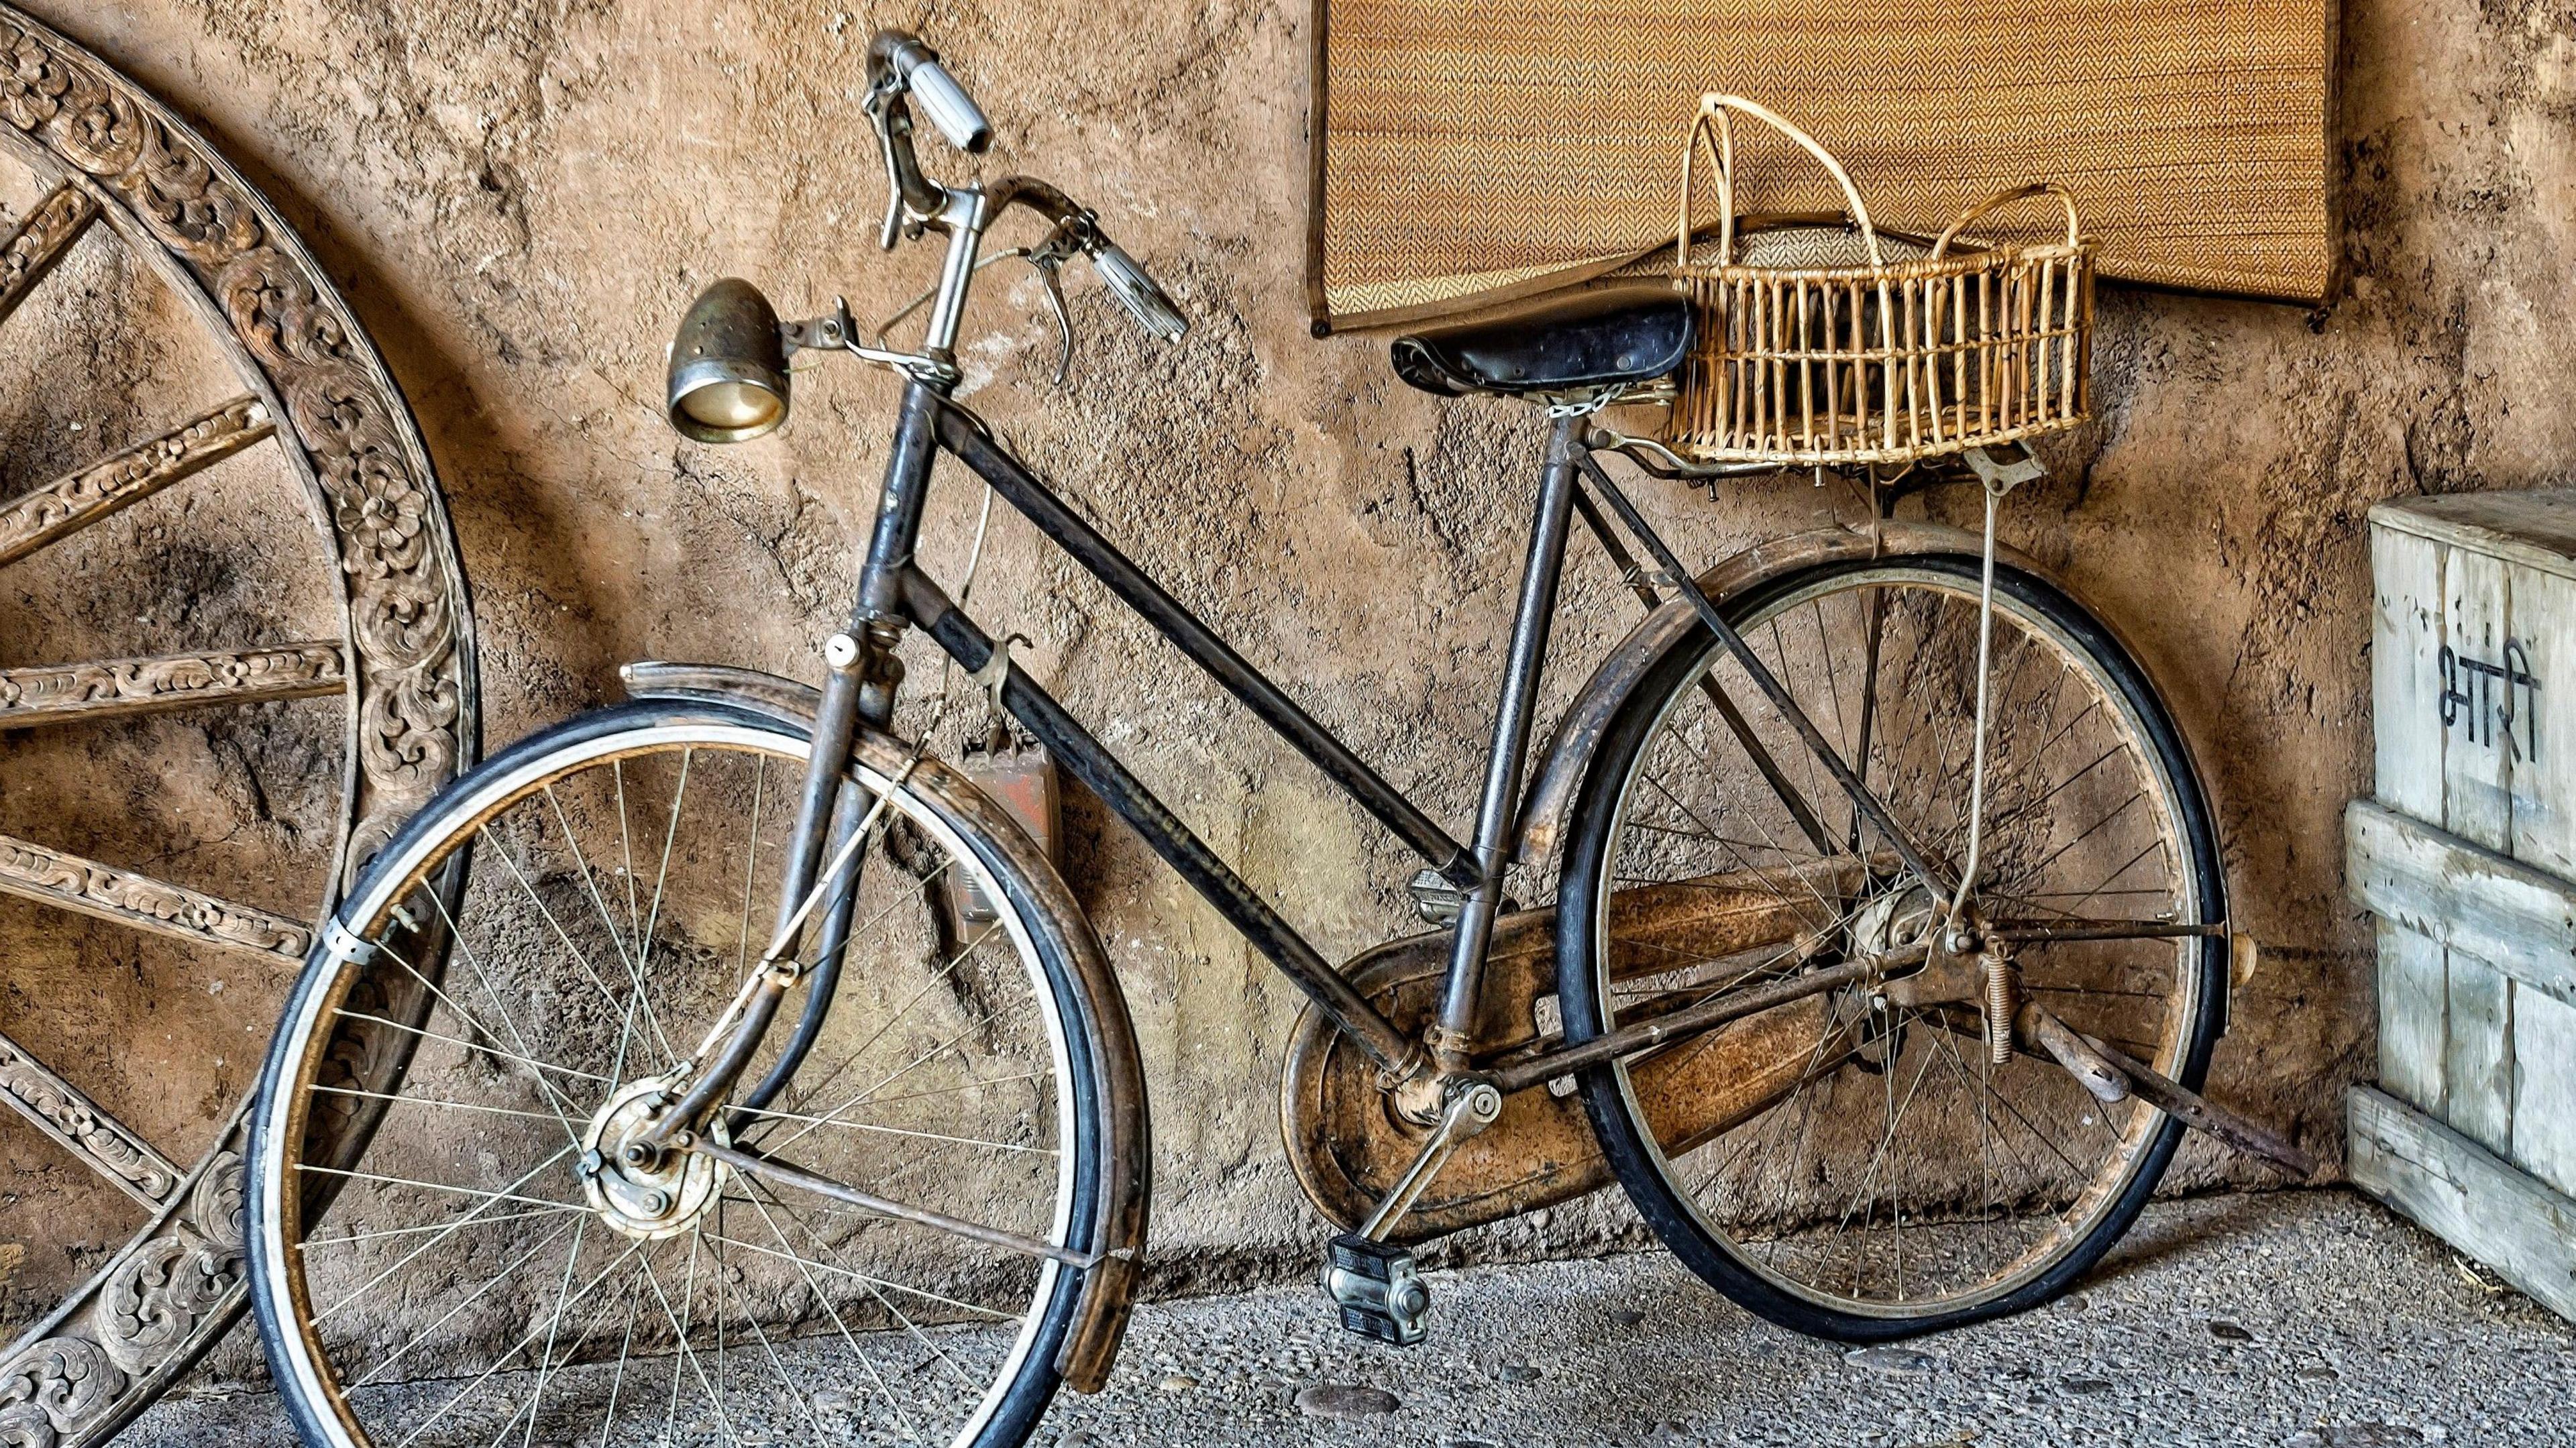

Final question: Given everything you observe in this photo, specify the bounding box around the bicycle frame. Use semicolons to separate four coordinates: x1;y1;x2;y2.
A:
644;154;1962;1156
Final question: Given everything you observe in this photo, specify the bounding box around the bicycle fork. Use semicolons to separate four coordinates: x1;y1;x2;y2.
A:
632;387;946;1157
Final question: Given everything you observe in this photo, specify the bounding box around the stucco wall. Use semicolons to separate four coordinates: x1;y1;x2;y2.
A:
7;0;2573;1345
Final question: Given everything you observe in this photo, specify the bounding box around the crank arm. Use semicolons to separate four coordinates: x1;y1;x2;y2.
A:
1359;1080;1503;1241
2015;1003;2315;1178
692;1138;1100;1269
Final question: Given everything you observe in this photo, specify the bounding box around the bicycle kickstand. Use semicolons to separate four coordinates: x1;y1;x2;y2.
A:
1320;1079;1502;1345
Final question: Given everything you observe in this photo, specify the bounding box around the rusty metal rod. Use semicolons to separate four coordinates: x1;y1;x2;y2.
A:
1986;917;2227;943
2017;1003;2316;1178
1569;458;1834;855
1576;463;1951;893
2016;1002;2129;1104
1491;948;1918;1095
690;1138;1098;1268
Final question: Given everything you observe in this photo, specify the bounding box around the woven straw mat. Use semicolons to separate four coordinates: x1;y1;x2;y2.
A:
1307;0;2330;331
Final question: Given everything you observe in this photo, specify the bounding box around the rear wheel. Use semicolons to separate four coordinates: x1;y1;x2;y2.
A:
1558;555;2225;1340
250;704;1111;1448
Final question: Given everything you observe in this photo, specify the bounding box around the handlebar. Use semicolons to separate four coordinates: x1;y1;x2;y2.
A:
1089;239;1187;341
985;178;1184;342
867;32;991;153
857;30;1185;349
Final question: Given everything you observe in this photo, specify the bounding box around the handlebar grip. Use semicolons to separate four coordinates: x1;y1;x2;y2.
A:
1090;241;1187;342
871;33;991;154
907;58;994;154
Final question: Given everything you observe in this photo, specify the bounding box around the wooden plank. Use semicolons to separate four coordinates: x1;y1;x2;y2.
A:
2347;799;2576;1008
2349;1084;2576;1325
2375;918;2447;1114
2373;492;2576;589
0;642;346;730
0;182;97;327
0;1027;182;1208
0;833;311;961
2512;567;2573;876
2372;523;2445;823
0;397;273;567
2441;544;2516;850
2443;950;2516;1156
2514;989;2576;1201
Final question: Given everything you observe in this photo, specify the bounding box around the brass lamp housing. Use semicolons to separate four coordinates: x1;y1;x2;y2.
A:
667;277;790;443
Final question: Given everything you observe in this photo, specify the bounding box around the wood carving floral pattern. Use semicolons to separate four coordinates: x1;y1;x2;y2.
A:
0;7;466;867
0;644;343;719
0;399;274;565
0;1152;242;1445
0;182;84;306
0;1036;176;1203
95;1204;240;1375
0;1337;119;1447
0;6;475;1442
0;836;311;958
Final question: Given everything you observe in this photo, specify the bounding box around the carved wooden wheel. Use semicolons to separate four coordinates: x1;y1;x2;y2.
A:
0;8;476;1441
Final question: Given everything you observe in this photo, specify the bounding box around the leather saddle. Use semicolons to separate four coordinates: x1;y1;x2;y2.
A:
1389;286;1694;400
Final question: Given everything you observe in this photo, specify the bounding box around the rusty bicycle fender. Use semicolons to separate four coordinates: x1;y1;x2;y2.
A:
619;661;1152;1394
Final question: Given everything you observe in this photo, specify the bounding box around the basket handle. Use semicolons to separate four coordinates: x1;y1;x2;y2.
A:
1678;93;1883;269
1929;182;2084;259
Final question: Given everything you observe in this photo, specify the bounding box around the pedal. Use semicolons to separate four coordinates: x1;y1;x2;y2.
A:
1322;1233;1429;1346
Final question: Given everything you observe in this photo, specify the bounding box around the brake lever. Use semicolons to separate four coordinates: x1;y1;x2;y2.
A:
867;83;947;251
1028;256;1074;384
867;89;906;251
1022;218;1086;384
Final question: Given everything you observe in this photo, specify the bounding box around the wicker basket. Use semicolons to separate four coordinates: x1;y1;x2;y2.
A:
1665;95;2096;467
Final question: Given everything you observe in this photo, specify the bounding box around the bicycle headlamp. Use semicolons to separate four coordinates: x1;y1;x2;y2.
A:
666;278;790;443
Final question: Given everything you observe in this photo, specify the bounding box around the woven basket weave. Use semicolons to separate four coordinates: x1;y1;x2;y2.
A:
1665;96;2095;467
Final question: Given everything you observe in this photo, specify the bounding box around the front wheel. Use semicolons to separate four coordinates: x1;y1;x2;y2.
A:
248;702;1121;1448
1558;555;2226;1341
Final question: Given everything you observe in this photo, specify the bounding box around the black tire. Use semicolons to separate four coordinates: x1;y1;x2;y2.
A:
250;700;1116;1447
1556;555;2226;1341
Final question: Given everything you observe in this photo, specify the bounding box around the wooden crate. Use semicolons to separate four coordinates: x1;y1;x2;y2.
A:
2350;491;2576;1322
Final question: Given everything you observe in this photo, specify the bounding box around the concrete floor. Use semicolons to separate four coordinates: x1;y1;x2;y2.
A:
138;1188;2573;1446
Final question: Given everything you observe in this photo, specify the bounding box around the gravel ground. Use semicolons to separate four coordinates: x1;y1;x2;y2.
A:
137;1188;2573;1446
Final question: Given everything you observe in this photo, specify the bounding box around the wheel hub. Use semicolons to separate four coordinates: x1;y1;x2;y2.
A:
578;1076;730;1240
1849;882;1938;961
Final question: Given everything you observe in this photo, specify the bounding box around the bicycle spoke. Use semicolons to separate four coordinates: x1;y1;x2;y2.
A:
1597;561;2207;1320
332;1009;610;1087
307;1146;584;1325
741;1174;985;1392
543;783;680;1064
305;1205;582;1250
695;1227;1021;1321
721;1103;1054;1155
637;746;693;979
309;1085;573;1124
268;732;1074;1447
480;824;669;1062
383;1242;641;1448
351;1215;586;1388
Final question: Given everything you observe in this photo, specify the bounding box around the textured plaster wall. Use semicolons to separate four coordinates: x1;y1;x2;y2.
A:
13;0;2576;1311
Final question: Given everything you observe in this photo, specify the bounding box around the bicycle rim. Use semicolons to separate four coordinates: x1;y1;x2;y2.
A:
252;711;1091;1447
1566;556;2222;1332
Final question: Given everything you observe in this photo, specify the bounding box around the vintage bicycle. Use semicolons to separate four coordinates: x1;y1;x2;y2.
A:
242;30;2306;1448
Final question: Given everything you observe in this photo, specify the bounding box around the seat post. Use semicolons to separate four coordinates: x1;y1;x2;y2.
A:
1430;411;1586;1067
